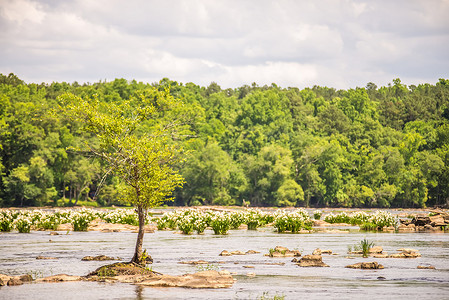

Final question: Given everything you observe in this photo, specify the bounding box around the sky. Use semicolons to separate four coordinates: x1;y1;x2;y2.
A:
0;0;448;89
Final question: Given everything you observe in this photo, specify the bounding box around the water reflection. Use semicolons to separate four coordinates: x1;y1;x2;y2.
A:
135;285;144;300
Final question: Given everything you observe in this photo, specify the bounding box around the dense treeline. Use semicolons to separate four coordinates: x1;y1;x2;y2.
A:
1;73;448;208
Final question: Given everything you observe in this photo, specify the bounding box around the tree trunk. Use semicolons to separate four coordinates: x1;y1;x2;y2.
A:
131;204;146;264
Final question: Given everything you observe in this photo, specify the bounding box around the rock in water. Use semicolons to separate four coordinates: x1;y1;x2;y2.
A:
7;277;23;286
297;255;329;267
81;255;116;261
345;262;384;269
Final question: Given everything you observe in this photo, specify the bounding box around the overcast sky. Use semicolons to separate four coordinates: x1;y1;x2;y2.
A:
1;0;448;89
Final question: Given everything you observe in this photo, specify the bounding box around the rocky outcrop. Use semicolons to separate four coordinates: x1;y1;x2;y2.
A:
36;256;58;260
296;255;329;267
137;270;234;289
266;246;301;257
345;262;384;269
400;211;449;231
35;274;83;282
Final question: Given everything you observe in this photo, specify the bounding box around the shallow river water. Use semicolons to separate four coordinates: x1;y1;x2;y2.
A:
1;227;448;299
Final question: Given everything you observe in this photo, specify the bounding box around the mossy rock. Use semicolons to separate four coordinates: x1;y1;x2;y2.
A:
88;262;154;277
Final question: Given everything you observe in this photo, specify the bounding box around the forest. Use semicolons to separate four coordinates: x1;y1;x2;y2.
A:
1;73;448;208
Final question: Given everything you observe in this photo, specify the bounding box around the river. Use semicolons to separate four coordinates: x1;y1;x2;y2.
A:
1;226;448;299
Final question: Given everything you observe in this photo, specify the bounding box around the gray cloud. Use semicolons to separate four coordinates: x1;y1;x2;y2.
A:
0;0;448;88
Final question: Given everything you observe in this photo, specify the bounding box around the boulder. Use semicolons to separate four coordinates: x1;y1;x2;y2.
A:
412;216;430;226
245;250;260;254
345;262;384;269
388;249;421;258
230;250;246;255
369;246;383;254
81;255;117;261
35;274;83;282
7;277;23;286
137;270;234;289
297;255;329;267
429;215;446;226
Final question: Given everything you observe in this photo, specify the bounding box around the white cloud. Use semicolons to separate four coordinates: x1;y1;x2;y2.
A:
0;0;448;88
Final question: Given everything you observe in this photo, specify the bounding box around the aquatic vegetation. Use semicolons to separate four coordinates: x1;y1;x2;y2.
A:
273;209;312;233
368;210;396;229
0;210;15;232
324;210;395;230
101;208;139;226
70;208;96;231
313;210;322;220
359;222;377;231
210;212;232;235
243;208;265;230
13;214;32;233
360;238;374;258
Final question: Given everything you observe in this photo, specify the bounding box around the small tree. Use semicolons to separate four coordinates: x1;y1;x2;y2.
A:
58;87;187;264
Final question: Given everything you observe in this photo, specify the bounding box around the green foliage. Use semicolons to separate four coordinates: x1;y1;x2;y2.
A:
1;74;449;209
360;238;374;258
273;209;312;233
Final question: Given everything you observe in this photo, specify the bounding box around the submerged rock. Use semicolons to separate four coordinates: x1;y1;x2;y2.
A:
137;270;234;289
178;260;209;265
345;262;384;269
297;255;329;267
36;256;58;260
82;255;117;261
417;265;436;269
35;274;82;282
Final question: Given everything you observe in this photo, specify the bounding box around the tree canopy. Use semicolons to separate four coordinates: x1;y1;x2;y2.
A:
1;74;449;209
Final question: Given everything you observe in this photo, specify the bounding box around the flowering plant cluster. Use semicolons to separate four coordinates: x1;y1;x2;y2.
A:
273;209;312;233
324;210;396;229
100;208;139;226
